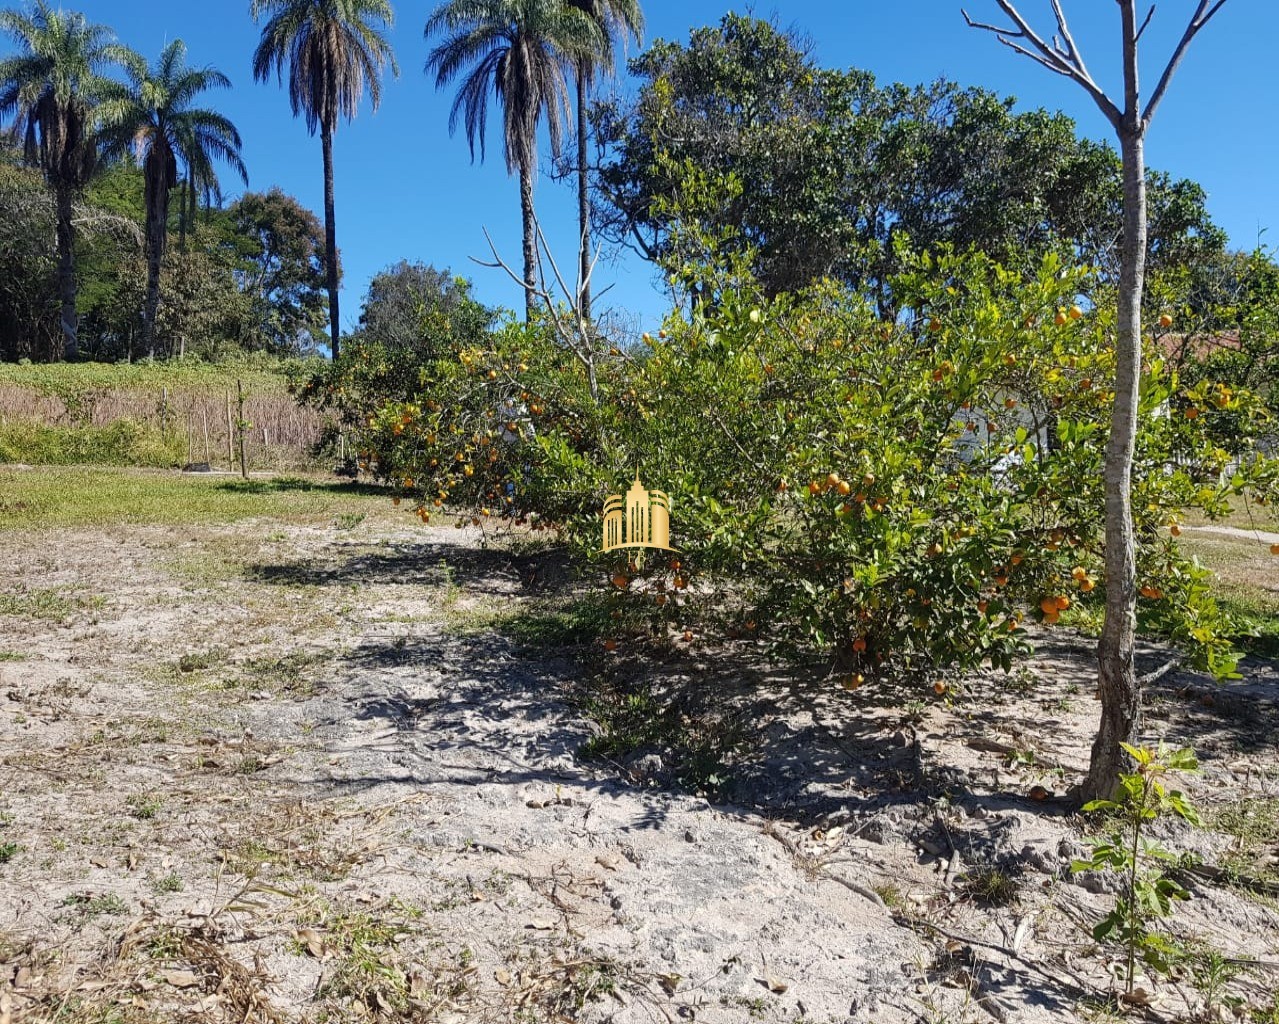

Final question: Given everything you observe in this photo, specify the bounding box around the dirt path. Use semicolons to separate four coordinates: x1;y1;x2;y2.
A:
1184;523;1279;546
2;508;1278;1023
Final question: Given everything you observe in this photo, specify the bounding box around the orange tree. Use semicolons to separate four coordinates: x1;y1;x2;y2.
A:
316;242;1278;693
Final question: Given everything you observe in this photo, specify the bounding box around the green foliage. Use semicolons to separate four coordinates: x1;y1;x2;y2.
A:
0;465;384;530
594;14;1228;308
1072;744;1201;994
0;418;183;466
331;203;1278;690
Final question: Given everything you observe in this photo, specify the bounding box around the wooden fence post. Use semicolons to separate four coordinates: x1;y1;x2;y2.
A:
236;380;248;480
225;392;234;471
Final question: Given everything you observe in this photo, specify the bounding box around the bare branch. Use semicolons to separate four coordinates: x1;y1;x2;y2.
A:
964;1;1122;128
1134;4;1156;43
1142;0;1231;127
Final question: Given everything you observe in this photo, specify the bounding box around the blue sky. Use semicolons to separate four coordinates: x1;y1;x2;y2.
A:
62;1;1279;337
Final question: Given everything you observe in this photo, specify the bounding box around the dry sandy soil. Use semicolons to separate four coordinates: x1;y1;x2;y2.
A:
1;490;1277;1024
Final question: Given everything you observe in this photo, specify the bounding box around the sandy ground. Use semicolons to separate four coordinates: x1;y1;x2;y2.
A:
1;507;1277;1024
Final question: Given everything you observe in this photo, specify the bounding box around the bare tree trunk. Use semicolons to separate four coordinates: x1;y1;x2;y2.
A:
519;161;538;323
1084;28;1148;803
54;184;78;362
321;125;341;361
964;0;1229;803
576;67;592;321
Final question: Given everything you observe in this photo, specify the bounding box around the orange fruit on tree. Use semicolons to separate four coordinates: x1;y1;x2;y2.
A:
1040;596;1059;616
933;681;948;696
603;639;618;651
1054;310;1068;326
1170;523;1181;537
682;630;694;642
836;480;852;496
612;573;629;589
1185;407;1200;419
1069;304;1083;320
977;600;989;615
1270;543;1279;555
1055;595;1071;611
1140;585;1164;600
1158;313;1174;328
1079;578;1096;592
852;636;868;653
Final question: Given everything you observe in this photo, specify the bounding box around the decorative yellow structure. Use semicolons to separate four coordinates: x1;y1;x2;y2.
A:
602;472;676;552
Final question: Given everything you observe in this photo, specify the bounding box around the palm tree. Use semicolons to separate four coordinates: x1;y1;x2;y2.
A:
0;1;126;360
98;40;247;358
251;0;398;361
425;0;598;321
565;0;640;320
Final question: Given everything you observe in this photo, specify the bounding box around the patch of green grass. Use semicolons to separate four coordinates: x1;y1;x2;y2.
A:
0;650;26;662
0;842;18;865
957;864;1023;907
1212;796;1279;879
497;596;613;649
0;586;104;621
61;891;128;918
126;793;163;820
150;872;184;894
1177;531;1279;660
0;466;389;530
0;420;184;468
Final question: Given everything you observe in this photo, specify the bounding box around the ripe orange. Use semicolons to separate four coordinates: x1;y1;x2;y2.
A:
1158;313;1174;329
1010;553;1023;566
1185;407;1200;419
682;630;694;642
1270;543;1279;555
1004;397;1017;409
852;636;868;653
1054;310;1068;326
1170;523;1182;537
1040;596;1059;615
1139;585;1164;600
808;481;822;496
1071;566;1088;581
977;600;989;615
933;681;947;696
612;574;629;589
1079;579;1096;593
603;639;618;651
836;480;852;496
826;472;842;489
1055;595;1070;611
1068;304;1083;320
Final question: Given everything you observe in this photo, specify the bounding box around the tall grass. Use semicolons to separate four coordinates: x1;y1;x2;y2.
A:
0;360;329;470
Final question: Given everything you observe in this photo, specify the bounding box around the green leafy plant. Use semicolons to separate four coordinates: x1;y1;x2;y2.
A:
1072;743;1201;996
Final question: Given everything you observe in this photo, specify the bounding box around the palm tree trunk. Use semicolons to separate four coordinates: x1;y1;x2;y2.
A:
321;125;340;361
140;171;170;360
519;160;538;323
1083;125;1147;803
54;183;78;362
576;67;591;321
179;175;189;252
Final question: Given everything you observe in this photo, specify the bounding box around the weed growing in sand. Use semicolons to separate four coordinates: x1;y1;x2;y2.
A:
1072;743;1200;998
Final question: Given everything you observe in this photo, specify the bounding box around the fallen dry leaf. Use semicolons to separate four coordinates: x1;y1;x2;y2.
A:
161;969;199;989
758;975;789;994
294;928;326;959
494;968;512;986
